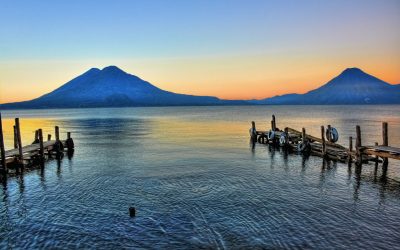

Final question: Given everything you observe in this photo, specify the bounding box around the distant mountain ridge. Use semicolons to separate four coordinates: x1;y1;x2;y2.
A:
1;66;245;109
1;66;399;109
253;68;400;104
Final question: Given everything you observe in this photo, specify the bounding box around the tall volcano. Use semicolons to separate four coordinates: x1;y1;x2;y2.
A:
1;66;242;109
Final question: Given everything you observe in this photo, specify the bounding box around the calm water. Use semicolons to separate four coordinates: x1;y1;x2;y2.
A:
1;105;400;249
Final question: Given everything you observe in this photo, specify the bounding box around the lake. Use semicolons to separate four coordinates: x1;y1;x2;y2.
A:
1;105;400;249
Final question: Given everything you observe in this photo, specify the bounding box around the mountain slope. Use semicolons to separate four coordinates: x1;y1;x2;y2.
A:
256;68;400;104
1;66;245;109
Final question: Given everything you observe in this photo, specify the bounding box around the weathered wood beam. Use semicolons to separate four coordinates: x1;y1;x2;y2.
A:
321;126;326;156
0;113;7;173
382;122;388;165
286;127;346;149
38;129;44;160
15;118;24;165
363;149;400;160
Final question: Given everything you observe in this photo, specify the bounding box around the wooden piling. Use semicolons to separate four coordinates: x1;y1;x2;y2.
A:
321;126;326;156
284;127;289;147
34;130;39;143
0;113;7;173
382;122;388;164
374;142;379;162
0;119;76;175
15;118;24;164
327;125;331;142
251;121;257;141
55;126;60;142
272;115;276;131
38;129;44;160
13;126;18;149
348;136;353;163
249;115;400;166
356;125;362;164
349;137;353;152
356;126;361;148
47;134;51;141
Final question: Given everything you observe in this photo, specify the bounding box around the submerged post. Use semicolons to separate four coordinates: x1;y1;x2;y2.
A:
0;113;7;173
321;126;326;156
38;129;44;160
382;122;388;165
15;118;24;165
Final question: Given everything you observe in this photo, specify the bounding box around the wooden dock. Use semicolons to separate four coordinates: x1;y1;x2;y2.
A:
0;113;74;176
249;115;399;167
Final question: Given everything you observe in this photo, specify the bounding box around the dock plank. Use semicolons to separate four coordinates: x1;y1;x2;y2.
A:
4;140;66;158
364;145;400;155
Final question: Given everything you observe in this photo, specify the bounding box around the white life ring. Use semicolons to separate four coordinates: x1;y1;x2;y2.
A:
326;127;339;143
297;141;311;153
267;130;275;140
279;132;288;146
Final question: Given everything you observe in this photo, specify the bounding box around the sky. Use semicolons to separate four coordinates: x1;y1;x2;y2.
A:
0;0;399;103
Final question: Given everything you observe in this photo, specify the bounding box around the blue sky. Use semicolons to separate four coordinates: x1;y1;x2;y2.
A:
1;0;399;102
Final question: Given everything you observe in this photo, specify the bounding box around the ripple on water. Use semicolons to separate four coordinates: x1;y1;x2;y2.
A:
1;106;400;249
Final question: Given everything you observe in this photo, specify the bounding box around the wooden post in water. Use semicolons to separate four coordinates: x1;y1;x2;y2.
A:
250;121;257;141
321;126;326;156
374;142;379;162
347;136;353;166
327;125;331;142
382;122;388;165
55;126;60;142
15;118;24;165
347;136;353;164
13;126;18;149
0;113;7;173
34;130;39;143
302;128;306;144
48;134;51;141
349;137;353;152
284;127;289;146
272;115;276;131
356;125;362;165
66;132;74;152
38;129;44;160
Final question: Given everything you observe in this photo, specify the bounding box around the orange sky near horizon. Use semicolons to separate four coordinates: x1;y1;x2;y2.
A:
1;53;399;104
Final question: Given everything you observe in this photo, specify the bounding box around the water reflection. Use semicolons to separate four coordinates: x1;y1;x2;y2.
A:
264;146;400;201
0;106;399;249
56;158;62;179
